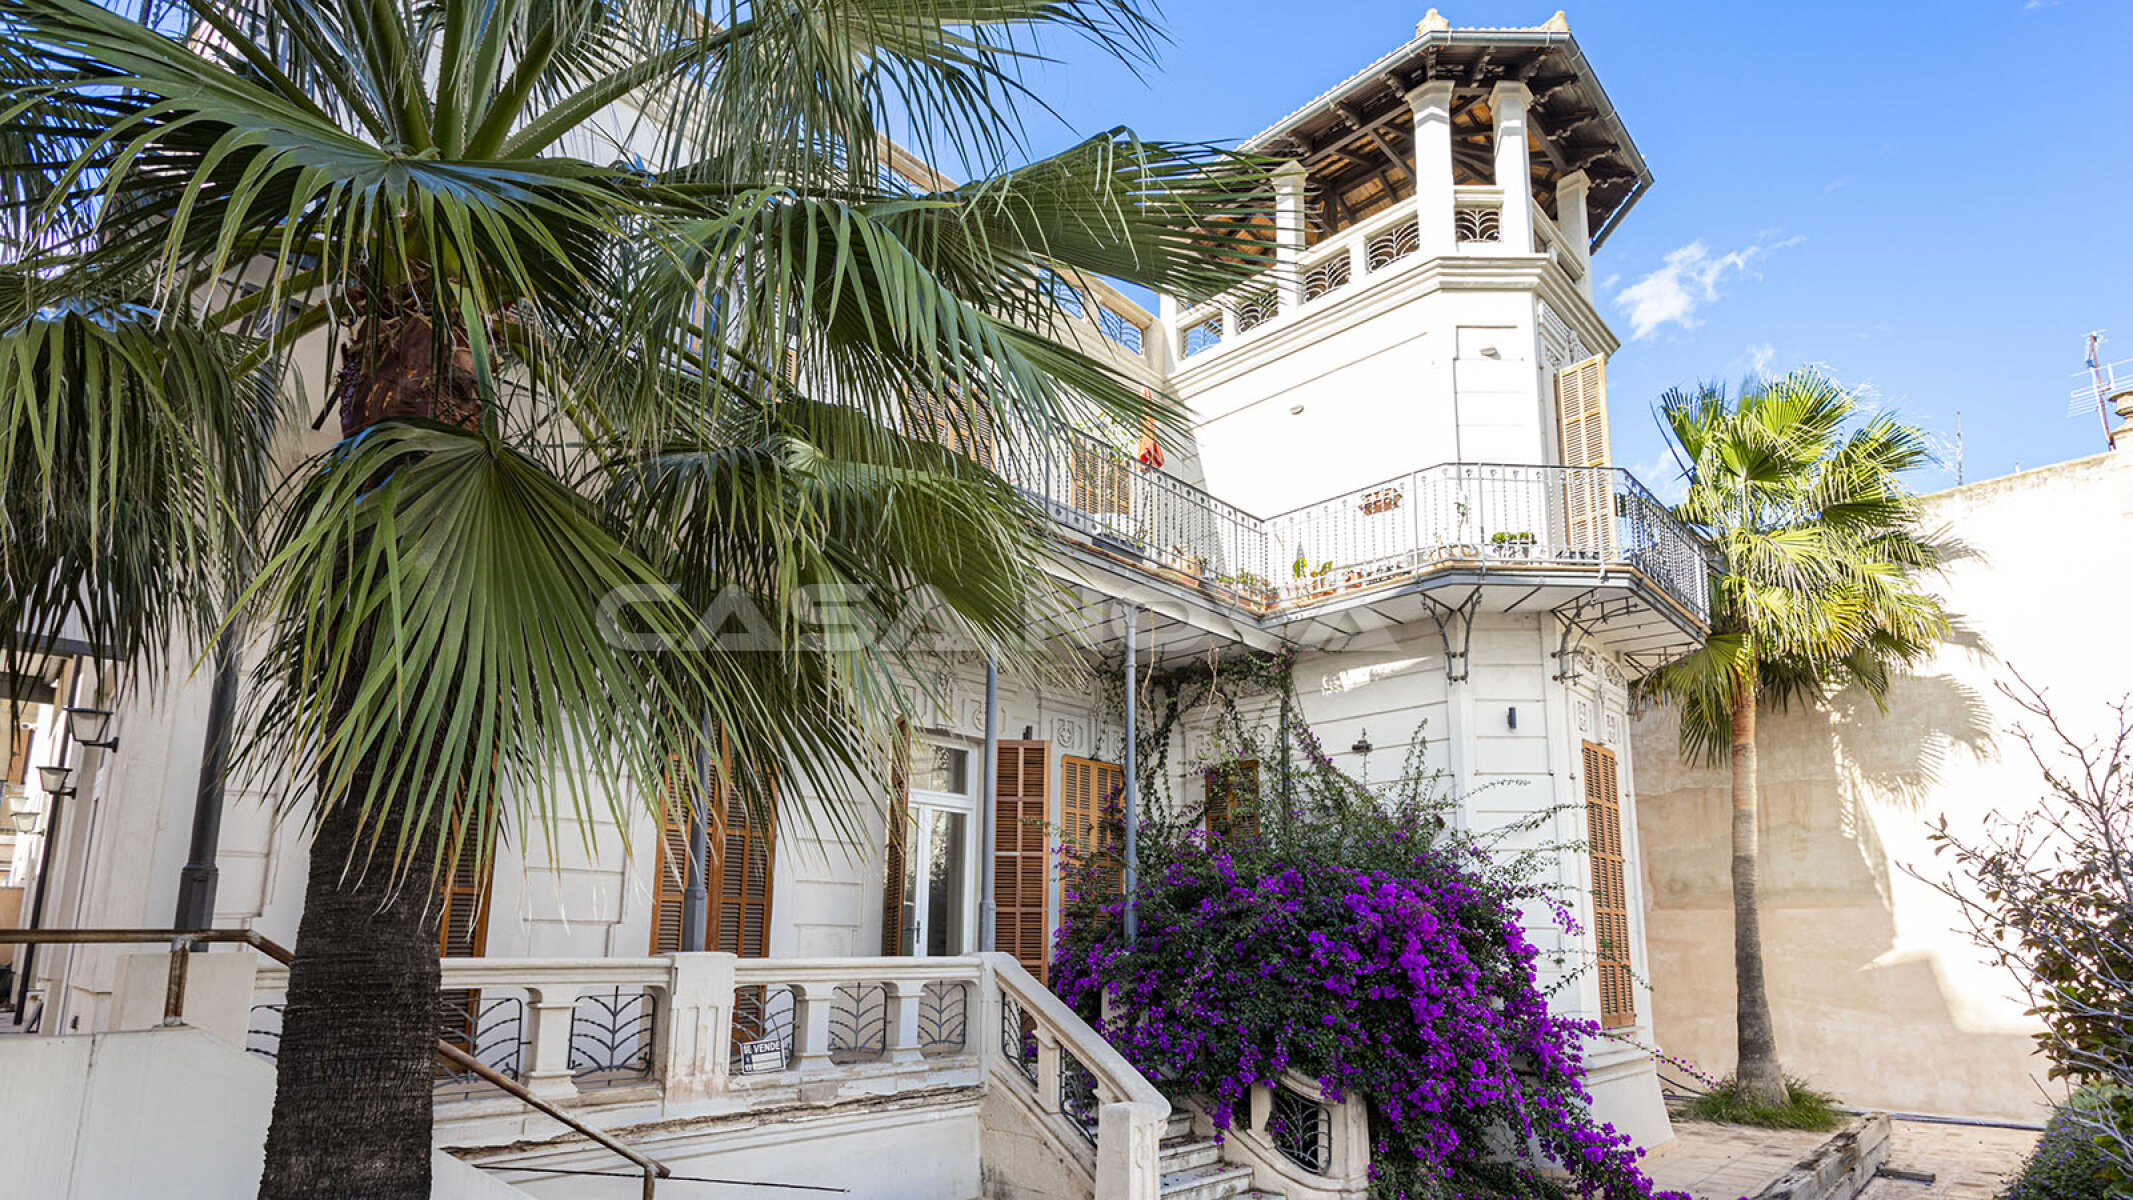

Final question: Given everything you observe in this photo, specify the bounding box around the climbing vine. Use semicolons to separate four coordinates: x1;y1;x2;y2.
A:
1061;644;1669;1200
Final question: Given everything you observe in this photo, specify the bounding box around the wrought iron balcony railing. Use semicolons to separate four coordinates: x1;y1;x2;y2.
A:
1002;427;1709;627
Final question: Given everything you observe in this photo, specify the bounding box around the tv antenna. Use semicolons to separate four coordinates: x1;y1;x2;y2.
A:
2068;331;2133;450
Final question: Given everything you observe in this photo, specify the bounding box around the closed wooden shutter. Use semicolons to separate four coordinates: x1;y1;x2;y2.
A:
650;759;694;954
1582;742;1634;1029
1060;755;1125;897
437;810;493;960
712;767;775;958
882;723;912;956
1555;354;1616;559
649;736;775;956
993;740;1050;980
6;723;30;786
437;808;496;1069
1068;442;1131;516
1205;759;1260;839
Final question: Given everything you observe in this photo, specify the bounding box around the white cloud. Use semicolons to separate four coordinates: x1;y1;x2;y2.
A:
1624;453;1689;506
1611;236;1801;341
1747;342;1777;377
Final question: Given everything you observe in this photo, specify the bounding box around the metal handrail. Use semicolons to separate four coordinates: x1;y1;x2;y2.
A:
0;928;670;1199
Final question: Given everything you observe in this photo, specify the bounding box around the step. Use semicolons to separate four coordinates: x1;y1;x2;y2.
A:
1163;1109;1195;1140
1158;1162;1255;1200
1158;1137;1223;1173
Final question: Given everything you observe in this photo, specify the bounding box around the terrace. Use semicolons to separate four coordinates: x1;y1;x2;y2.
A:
1005;424;1709;676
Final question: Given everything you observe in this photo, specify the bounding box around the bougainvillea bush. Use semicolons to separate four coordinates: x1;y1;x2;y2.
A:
1054;780;1677;1200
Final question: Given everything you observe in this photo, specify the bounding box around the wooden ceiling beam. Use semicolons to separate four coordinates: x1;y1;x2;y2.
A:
1365;127;1411;178
1525;111;1571;173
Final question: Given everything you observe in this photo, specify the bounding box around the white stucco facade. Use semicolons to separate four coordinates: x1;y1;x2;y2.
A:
4;9;1701;1191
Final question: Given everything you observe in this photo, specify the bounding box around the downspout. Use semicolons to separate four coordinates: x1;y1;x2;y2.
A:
172;634;238;931
681;717;712;953
1121;606;1139;943
979;652;998;953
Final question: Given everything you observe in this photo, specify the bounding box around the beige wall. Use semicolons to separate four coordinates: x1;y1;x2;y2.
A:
1631;450;2133;1122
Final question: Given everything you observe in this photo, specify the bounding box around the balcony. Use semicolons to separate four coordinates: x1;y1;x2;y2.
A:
1005;427;1709;671
1172;189;1593;364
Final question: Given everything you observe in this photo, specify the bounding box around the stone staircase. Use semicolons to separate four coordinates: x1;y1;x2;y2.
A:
1158;1108;1282;1200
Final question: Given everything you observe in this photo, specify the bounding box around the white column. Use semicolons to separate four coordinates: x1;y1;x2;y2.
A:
1273;161;1307;313
1406;81;1456;258
791;981;843;1071
885;979;928;1064
1556;169;1593;296
661;952;737;1100
1491;81;1534;253
522;988;581;1101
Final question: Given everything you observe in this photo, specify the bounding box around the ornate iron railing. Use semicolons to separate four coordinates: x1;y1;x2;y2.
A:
1267;1084;1331;1174
570;987;657;1087
1059;1049;1101;1146
1003;428;1709;626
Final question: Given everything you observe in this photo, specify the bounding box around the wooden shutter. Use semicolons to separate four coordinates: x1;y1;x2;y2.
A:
881;723;912;956
650;758;694;954
1068;442;1131;516
993;740;1050;981
1582;742;1634;1029
437;810;494;960
1060;756;1125;897
649;736;775;956
437;809;496;1070
5;723;29;786
711;766;775;958
1205;759;1260;839
1555;354;1616;559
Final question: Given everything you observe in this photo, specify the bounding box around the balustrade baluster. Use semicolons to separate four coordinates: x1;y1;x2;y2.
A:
521;986;581;1100
885;979;928;1064
791;981;845;1071
1034;1028;1063;1114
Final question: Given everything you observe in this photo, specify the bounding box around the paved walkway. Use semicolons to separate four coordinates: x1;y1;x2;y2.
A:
1645;1117;2040;1200
1645;1121;1833;1199
1858;1120;2039;1200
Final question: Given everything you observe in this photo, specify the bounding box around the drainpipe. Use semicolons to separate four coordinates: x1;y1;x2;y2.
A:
681;718;712;953
172;635;237;931
1122;606;1139;943
979;652;998;954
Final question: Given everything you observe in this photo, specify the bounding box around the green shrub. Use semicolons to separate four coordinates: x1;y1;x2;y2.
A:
2002;1090;2120;1200
1677;1076;1843;1132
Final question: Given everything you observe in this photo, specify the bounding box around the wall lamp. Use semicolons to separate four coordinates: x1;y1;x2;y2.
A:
64;707;118;750
8;809;39;836
36;764;75;798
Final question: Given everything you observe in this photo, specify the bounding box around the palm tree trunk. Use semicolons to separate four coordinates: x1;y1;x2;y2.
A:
259;288;481;1198
1729;685;1788;1106
258;790;444;1198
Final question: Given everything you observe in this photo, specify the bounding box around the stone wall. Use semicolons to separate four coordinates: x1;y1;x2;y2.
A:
1632;451;2133;1120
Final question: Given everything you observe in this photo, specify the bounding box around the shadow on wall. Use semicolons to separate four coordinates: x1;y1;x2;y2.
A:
1632;672;2053;1122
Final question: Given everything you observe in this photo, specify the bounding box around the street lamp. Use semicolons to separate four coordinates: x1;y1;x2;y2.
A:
36;765;74;798
64;707;118;750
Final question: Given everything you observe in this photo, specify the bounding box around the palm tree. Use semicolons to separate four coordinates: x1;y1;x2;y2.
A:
0;0;1274;1192
1640;369;1951;1109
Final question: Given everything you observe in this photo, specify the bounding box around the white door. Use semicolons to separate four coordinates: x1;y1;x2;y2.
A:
897;742;977;956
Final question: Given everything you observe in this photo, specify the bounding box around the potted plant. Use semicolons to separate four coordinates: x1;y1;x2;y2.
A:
1488;530;1537;560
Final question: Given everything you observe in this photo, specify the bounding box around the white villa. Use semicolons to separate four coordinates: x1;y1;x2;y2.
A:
2;11;1712;1199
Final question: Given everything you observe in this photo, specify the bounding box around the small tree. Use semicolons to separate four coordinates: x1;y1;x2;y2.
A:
1639;370;1952;1107
1925;679;2132;1183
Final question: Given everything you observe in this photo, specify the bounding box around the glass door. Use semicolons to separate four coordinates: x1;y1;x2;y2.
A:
896;742;977;956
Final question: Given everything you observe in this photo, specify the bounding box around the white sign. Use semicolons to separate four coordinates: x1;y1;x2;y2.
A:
738;1036;787;1075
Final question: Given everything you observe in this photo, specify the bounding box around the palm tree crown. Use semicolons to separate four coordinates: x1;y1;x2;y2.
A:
1645;369;1953;761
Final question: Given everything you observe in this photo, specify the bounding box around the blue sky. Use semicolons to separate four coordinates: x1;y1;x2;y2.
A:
995;0;2133;495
